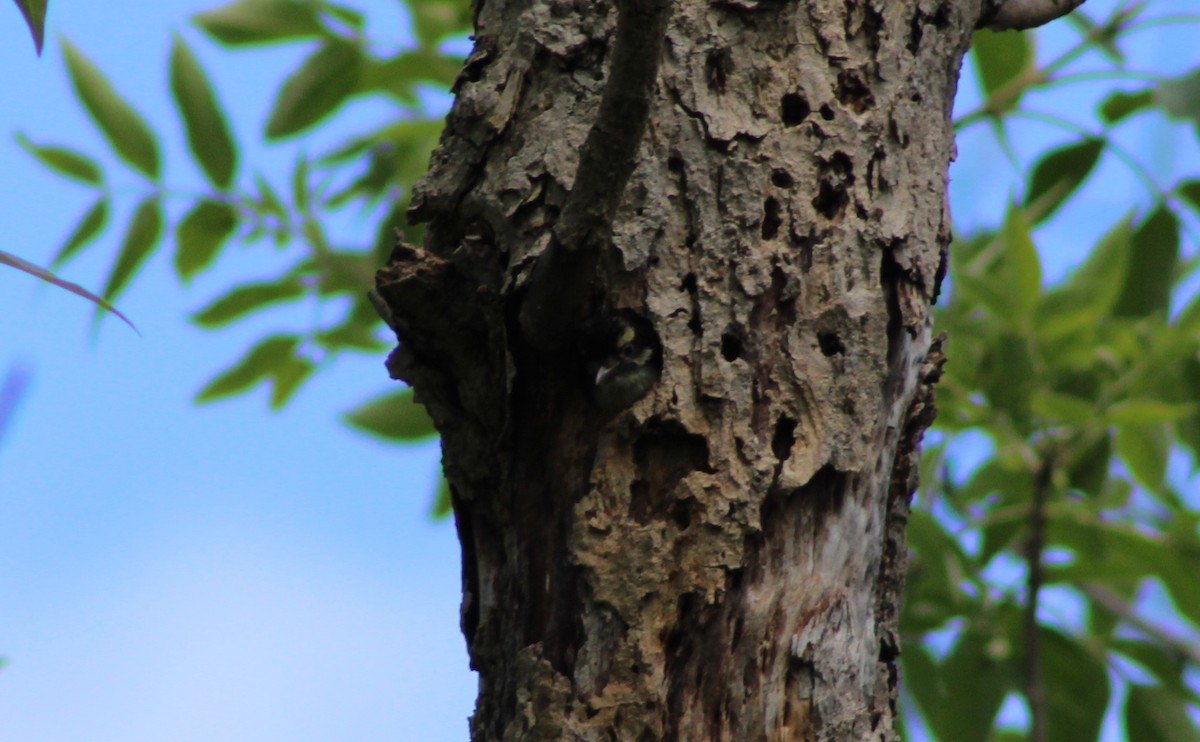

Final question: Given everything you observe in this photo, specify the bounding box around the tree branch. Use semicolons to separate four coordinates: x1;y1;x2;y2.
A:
980;0;1088;31
1081;582;1200;667
1024;455;1053;742
518;0;672;351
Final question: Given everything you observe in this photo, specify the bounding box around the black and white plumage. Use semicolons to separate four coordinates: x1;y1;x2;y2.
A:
580;310;663;413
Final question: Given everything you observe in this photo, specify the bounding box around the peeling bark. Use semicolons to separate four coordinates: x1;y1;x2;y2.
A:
377;1;977;739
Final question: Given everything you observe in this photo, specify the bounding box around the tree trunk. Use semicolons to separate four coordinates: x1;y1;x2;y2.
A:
376;1;977;739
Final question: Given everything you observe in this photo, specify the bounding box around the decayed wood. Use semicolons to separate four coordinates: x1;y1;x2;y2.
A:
377;1;985;739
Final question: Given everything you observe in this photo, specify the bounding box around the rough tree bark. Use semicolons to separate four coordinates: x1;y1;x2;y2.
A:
373;1;1071;739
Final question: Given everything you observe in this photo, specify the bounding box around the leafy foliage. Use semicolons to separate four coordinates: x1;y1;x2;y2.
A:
19;0;462;436
2;0;134;325
60;38;161;178
908;4;1200;738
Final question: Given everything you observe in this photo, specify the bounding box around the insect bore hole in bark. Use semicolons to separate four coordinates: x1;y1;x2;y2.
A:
818;331;845;356
705;48;732;92
813;181;847;219
780;92;810;126
761;197;782;240
720;330;744;361
836;68;875;113
772;414;797;461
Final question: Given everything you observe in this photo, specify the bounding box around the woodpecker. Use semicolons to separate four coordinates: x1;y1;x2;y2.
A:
580;310;662;413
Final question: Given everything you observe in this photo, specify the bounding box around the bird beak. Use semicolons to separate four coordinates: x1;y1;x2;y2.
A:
595;364;615;385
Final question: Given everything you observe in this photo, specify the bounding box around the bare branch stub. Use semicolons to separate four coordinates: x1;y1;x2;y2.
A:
980;0;1087;31
518;0;673;351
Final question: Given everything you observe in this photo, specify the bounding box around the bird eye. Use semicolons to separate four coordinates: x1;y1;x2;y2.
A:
619;343;638;359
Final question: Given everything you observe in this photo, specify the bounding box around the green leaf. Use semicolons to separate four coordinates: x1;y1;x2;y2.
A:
343;389;437;441
955;210;1042;330
906;633;1013;742
1155;68;1200;127
1110;639;1188;696
1113;207;1179;318
952;271;1014;324
1114;423;1169;492
315;320;384;351
359;50;461;98
101;197;162;302
195;335;299;402
1050;517;1200;629
1003;205;1042;317
169;35;238;189
324;146;399;207
1049;517;1169;587
15;133;102;184
265;40;362;139
307;249;373;296
430;474;452;518
957;205;1041;329
303;218;333;263
1064;433;1110;497
1025;137;1104;225
192;277;305;327
982;518;1028;576
322;3;364;31
12;0;46;54
1092;476;1132;511
253;172;287;217
192;0;324;46
51;197;108;267
1178;180;1200;217
1125;684;1200;742
292;152;310;211
954;457;1028;502
409;0;472;48
175;200;239;280
971;28;1032;104
0;249;139;335
60;37;161;178
1175;291;1200;339
1040;629;1109;742
977;331;1036;429
902;510;975;633
1100;89;1153;124
1108;400;1194;426
1179;359;1200;459
269;356;313;409
1030;390;1095;425
1035;214;1132;340
1051;513;1200;629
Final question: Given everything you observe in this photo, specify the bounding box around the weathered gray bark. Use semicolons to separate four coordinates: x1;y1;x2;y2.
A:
376;1;976;739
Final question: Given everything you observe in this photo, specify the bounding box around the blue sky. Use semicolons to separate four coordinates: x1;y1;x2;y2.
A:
0;1;1197;741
